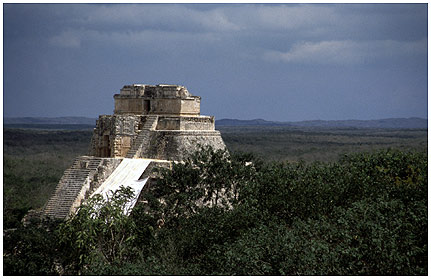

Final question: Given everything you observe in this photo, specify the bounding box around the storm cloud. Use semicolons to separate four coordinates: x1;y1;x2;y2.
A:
3;4;428;121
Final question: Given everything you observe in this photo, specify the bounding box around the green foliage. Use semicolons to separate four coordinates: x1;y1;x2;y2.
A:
3;136;427;275
57;186;140;273
144;146;259;227
3;221;62;275
119;148;425;276
219;125;427;162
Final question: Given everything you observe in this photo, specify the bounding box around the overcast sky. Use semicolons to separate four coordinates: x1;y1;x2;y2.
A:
3;4;428;121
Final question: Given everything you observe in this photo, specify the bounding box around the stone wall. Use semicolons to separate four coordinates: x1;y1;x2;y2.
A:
114;84;201;115
90;83;226;160
91;114;221;159
118;84;191;98
156;116;214;131
179;116;214;130
151;97;200;116
114;98;149;115
114;97;200;116
180;98;200;114
90;115;141;157
135;130;226;161
156;117;181;130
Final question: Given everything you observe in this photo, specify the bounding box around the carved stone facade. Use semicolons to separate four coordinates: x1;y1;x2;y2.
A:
90;84;226;161
40;84;226;220
114;84;200;116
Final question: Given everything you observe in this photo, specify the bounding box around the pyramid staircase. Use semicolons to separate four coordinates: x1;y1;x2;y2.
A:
126;115;158;159
43;156;103;219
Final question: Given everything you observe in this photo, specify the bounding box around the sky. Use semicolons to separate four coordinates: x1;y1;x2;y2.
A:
3;3;428;121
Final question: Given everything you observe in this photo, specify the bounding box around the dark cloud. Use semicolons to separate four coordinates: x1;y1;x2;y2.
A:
3;4;427;121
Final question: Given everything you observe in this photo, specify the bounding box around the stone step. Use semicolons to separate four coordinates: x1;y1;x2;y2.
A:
59;182;86;186
64;170;91;175
62;172;90;176
61;177;85;181
60;181;86;184
142;116;158;129
43;157;105;220
62;171;90;175
63;172;89;176
62;178;87;182
69;167;93;170
65;184;86;187
61;175;87;179
124;117;157;160
126;128;153;158
61;176;87;180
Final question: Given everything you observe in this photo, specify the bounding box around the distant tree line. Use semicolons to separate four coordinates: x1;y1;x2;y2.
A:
3;147;427;275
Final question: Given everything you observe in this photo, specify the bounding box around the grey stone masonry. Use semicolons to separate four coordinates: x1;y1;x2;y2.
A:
90;84;227;159
140;130;226;161
42;156;122;220
39;83;227;221
126;116;158;159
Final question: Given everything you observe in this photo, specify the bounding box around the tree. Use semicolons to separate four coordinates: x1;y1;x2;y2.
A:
57;186;138;273
142;146;259;227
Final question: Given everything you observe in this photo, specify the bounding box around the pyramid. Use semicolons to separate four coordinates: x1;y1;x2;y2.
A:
41;84;226;220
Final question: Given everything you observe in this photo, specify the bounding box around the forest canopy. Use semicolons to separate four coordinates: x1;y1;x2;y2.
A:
4;147;427;275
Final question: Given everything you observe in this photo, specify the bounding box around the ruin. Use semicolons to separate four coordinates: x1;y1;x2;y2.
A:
41;84;226;220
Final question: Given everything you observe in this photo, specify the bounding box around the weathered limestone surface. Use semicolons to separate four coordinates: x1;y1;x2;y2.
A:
133;130;226;161
114;84;200;115
90;115;141;157
91;84;226;160
43;156;122;219
40;83;226;221
156;116;215;131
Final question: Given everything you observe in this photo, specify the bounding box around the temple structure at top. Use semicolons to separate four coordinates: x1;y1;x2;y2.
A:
114;84;201;116
90;84;226;161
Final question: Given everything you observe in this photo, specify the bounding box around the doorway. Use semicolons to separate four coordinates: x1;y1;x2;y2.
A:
100;134;111;157
144;100;151;113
